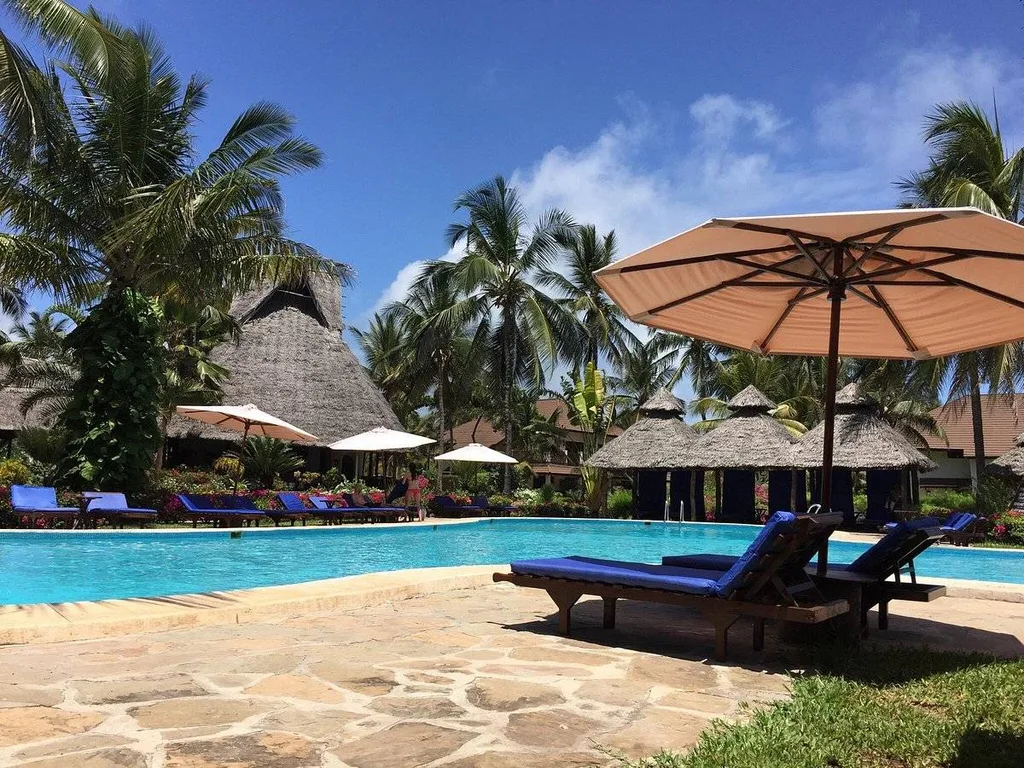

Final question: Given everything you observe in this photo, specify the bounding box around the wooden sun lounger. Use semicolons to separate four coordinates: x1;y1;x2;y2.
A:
493;572;849;661
494;512;850;661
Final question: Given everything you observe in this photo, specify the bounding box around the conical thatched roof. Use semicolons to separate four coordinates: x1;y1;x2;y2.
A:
169;270;401;447
639;389;685;415
586;389;696;469
986;432;1024;478
791;383;936;471
727;385;776;411
687;386;796;469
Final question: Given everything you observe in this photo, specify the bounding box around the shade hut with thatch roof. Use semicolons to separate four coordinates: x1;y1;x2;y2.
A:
791;383;936;524
687;385;801;523
986;432;1024;480
167;270;402;476
586;389;702;520
0;385;49;456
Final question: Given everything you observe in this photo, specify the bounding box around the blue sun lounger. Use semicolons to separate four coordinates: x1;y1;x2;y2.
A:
664;517;947;631
307;495;369;524
175;494;266;528
84;492;158;528
11;484;79;526
494;511;848;660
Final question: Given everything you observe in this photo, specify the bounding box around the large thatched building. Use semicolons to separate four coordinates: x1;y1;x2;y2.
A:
587;390;704;520
792;383;935;523
168;271;401;472
0;386;47;454
687;385;802;523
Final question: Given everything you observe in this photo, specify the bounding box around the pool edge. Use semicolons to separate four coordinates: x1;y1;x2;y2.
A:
0;564;498;645
0;565;1021;646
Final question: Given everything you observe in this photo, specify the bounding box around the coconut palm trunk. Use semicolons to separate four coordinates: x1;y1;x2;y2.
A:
503;316;515;493
969;368;986;491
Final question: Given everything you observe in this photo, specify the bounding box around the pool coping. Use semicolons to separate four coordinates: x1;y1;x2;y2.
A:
0;563;1021;646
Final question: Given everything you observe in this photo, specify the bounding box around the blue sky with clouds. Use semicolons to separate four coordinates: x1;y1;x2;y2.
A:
4;1;1024;365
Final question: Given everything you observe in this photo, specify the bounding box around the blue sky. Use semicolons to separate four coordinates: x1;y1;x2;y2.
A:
4;1;1024;364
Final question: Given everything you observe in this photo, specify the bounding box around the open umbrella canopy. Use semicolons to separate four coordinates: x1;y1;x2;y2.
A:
435;443;519;464
328;427;435;452
175;403;317;442
596;207;1024;570
595;208;1024;359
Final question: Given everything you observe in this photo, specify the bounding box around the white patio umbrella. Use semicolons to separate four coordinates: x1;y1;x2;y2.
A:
595;207;1024;571
435;443;519;463
434;443;519;496
328;427;435;452
176;403;318;442
176;403;317;492
329;427;435;485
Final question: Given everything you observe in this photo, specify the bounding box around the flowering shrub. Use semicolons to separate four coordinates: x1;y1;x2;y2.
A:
0;459;30;488
990;511;1024;545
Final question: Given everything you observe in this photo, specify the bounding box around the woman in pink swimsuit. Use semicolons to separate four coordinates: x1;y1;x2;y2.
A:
405;464;426;522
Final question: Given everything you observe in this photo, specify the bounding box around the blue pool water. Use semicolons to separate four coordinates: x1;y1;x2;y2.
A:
1;519;1021;605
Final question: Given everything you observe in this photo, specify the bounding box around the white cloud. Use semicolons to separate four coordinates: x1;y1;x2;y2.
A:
364;44;1024;368
815;47;1024;176
361;244;465;323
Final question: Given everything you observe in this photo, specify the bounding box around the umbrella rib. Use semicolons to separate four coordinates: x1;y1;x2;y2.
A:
639;271;791;318
861;251;1024;310
716;219;836;243
757;286;827;351
842;231;899;276
615;245;795;275
786;234;833;281
727;256;828;284
847;285;882;308
882;243;1024;261
866;284;919;353
845;212;950;242
846;252;974;283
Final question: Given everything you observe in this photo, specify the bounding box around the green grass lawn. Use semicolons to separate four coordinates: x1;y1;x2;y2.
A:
623;647;1024;768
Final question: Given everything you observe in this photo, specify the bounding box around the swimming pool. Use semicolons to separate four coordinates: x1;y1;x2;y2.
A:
1;519;1021;605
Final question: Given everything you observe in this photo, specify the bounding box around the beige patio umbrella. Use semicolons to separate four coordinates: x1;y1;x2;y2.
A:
435;443;519;495
176;403;317;492
595;207;1024;571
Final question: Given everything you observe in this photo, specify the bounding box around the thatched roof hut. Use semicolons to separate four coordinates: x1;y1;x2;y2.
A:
791;383;936;471
586;390;696;470
986;433;1024;478
686;385;796;469
0;385;48;436
169;270;401;447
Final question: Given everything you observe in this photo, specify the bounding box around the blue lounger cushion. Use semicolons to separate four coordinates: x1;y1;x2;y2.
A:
176;494;263;515
86;492;157;515
11;484;78;514
666;515;938;578
276;492;309;512
510;556;724;595
513;511;799;599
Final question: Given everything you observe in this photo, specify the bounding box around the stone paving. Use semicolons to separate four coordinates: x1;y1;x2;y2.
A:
0;583;1021;767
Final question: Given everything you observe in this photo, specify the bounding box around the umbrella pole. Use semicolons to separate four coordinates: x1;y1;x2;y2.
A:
234;422;251;496
818;250;846;575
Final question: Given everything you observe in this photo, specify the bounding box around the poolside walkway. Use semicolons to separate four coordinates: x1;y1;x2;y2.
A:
0;584;1021;767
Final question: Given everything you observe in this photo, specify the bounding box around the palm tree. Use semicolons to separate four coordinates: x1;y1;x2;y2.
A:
387;270;486;489
899;100;1024;488
426;176;579;491
0;286;25;318
0;305;81;420
611;332;702;421
352;312;424;426
538;225;634;370
0;2;334;489
690;351;824;435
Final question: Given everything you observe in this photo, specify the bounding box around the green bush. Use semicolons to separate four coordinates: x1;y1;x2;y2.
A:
852;493;867;513
977;476;1015;517
58;289;164;493
921;488;975;511
607;487;633;516
0;459;30;488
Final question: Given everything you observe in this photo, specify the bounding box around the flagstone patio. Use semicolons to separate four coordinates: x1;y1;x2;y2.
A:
0;582;1021;767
